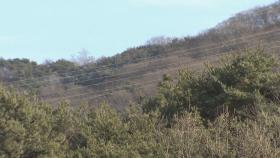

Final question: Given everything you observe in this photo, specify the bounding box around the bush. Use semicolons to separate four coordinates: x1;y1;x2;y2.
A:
143;49;280;120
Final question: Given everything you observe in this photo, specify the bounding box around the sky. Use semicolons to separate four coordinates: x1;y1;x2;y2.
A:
0;0;278;63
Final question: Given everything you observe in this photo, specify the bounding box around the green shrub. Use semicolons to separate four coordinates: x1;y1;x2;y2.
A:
143;49;280;120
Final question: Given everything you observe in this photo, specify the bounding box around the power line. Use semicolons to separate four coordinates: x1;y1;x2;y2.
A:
42;60;201;99
45;43;280;103
9;29;280;88
4;4;280;82
5;5;279;83
46;65;185;103
38;40;279;98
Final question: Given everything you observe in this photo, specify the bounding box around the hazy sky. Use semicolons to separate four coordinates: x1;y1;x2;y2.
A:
0;0;277;63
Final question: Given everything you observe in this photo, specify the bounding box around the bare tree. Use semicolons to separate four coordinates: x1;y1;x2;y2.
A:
72;49;95;65
146;36;173;46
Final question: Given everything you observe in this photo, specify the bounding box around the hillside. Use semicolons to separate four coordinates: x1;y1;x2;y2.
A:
2;1;280;109
1;50;279;157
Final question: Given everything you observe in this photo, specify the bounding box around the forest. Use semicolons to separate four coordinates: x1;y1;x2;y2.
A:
0;50;279;157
